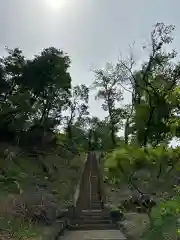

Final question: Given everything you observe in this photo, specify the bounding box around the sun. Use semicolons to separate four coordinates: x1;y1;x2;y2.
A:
46;0;64;10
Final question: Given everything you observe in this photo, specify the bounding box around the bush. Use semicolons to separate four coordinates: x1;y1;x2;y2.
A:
0;191;60;225
110;208;123;222
0;216;40;240
105;144;178;199
104;144;180;239
0;195;40;240
0;190;61;239
11;190;60;225
121;193;156;213
141;197;180;239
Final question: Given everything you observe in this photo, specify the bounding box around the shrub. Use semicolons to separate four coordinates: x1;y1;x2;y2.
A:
0;216;40;240
141;197;180;239
110;208;123;222
105;144;178;199
11;190;59;225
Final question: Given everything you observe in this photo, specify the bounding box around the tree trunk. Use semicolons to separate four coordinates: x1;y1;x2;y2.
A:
143;106;155;146
111;124;116;146
88;129;93;151
124;122;129;144
67;123;72;140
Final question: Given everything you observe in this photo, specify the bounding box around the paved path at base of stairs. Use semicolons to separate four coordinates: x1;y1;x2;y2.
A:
60;230;126;240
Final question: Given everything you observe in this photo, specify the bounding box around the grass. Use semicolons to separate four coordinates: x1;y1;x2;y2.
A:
0;215;41;240
0;143;86;239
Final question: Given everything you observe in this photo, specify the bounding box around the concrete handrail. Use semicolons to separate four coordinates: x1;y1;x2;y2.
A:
73;153;87;207
95;151;106;204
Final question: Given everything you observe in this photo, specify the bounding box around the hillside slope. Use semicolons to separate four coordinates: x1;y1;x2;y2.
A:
0;143;85;239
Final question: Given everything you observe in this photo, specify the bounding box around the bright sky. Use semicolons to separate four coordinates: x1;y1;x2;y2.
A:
0;0;180;121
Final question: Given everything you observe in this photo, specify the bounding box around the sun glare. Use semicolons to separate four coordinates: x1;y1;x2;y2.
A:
46;0;64;10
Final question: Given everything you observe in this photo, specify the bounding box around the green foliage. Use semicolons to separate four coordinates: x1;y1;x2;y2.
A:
142;197;180;239
63;84;89;146
93;63;126;145
0;47;72;146
116;23;180;146
105;144;180;239
0;216;40;240
87;117;116;151
105;144;178;194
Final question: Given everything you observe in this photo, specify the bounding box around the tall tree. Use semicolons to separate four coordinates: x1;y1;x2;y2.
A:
0;48;30;141
22;47;72;130
87;116;116;150
93;63;125;146
118;23;180;146
0;47;72;145
63;84;89;142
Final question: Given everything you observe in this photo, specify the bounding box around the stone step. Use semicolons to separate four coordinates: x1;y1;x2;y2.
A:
91;203;102;206
70;218;112;224
62;230;127;240
79;212;109;218
68;223;117;230
79;215;110;220
81;210;107;215
91;206;102;209
91;207;102;210
79;215;109;220
91;198;101;201
90;207;102;209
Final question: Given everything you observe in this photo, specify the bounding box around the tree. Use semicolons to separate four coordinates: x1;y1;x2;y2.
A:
93;63;126;146
63;84;89;143
118;23;180;146
87;116;119;151
0;47;72;146
0;48;31;142
23;47;72;129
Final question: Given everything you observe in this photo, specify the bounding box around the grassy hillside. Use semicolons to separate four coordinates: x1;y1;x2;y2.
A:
0;143;86;239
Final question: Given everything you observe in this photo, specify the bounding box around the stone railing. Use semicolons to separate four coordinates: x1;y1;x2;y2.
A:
73;153;87;207
96;152;106;205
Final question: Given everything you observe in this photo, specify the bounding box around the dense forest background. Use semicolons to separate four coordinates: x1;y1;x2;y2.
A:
0;22;180;239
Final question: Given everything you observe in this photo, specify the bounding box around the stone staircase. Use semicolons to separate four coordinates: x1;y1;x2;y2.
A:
61;152;126;239
67;152;118;231
68;210;117;230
